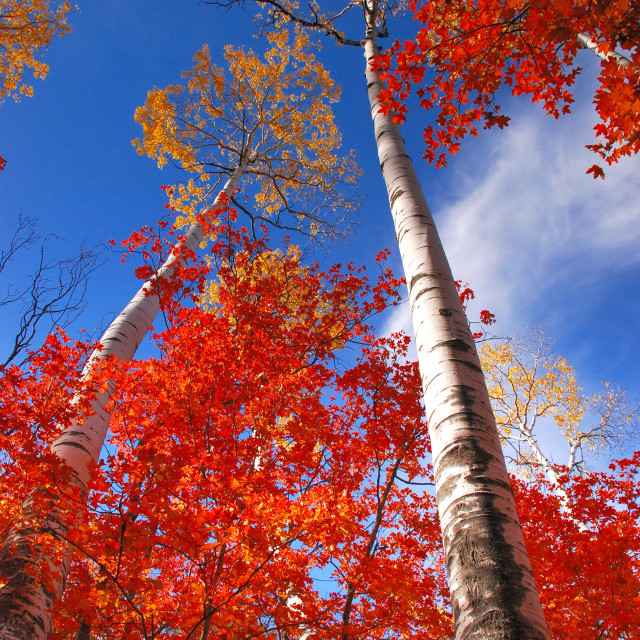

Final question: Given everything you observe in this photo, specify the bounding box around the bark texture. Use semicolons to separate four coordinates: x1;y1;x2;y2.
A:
363;4;549;638
0;167;246;640
577;32;631;68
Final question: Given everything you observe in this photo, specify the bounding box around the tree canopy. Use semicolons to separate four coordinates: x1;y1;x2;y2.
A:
375;0;640;176
133;29;360;241
0;0;71;103
1;1;640;639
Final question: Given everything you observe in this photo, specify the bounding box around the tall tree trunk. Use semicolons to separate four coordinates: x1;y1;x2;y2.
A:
363;3;549;638
0;164;247;640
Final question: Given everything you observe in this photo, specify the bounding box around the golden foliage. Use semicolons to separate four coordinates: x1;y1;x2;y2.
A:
480;329;637;476
0;0;72;103
132;28;360;238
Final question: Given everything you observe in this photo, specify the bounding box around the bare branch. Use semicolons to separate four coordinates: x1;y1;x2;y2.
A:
480;327;639;486
1;218;105;367
202;0;364;46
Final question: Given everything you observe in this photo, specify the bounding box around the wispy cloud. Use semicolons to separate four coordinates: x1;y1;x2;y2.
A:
384;100;640;343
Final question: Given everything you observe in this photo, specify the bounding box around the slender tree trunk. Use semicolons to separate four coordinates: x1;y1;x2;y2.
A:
577;32;631;68
516;421;572;506
362;3;549;638
0;165;247;640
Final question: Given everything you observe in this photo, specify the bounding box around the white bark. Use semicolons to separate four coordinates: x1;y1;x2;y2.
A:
577;32;631;69
0;165;247;640
363;4;549;638
517;420;572;506
51;166;243;485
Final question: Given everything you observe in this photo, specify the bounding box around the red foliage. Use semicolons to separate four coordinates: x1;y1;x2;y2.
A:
1;221;449;638
4;220;637;639
375;0;640;176
4;305;639;638
516;456;640;639
456;280;496;339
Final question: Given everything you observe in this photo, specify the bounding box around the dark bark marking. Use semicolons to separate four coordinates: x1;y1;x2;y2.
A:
422;370;480;400
447;384;476;411
433;338;472;353
389;188;405;208
450;357;483;374
52;441;91;454
398;211;432;226
411;285;438;305
0;537;57;639
59;430;92;440
436;439;540;639
409;272;429;293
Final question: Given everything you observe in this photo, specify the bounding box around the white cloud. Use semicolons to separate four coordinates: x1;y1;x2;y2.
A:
383;98;640;352
435;102;640;328
379;57;640;473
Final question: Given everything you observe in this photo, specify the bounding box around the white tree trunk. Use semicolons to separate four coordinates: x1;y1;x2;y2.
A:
577;32;631;68
0;165;246;640
363;4;549;638
517;421;572;507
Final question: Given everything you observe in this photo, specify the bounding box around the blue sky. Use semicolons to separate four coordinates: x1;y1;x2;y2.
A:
2;1;639;461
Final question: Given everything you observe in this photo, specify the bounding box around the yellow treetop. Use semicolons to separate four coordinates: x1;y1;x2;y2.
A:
0;0;72;103
132;28;360;239
480;329;637;478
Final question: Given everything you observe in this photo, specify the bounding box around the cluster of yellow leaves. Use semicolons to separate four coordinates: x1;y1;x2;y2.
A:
132;28;359;236
0;0;72;102
203;244;308;308
480;331;636;475
481;341;584;441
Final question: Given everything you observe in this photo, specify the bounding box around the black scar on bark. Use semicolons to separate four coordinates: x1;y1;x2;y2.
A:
450;357;483;375
389;187;405;208
435;338;472;353
437;437;545;640
411;285;438;305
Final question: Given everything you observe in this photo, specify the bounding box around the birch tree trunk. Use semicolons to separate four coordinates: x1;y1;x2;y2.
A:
0;164;247;640
516;422;572;506
577;32;631;68
363;3;549;638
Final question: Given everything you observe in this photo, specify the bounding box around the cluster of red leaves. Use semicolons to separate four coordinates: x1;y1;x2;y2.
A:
516;455;640;638
4;215;638;638
374;0;640;175
41;225;449;639
108;197;240;323
0;331;107;589
4;314;639;639
456;280;496;339
0;155;6;171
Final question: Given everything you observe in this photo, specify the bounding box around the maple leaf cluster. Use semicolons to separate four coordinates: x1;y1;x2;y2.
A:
374;0;640;175
516;457;640;637
1;215;639;638
1;218;446;639
456;279;496;339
